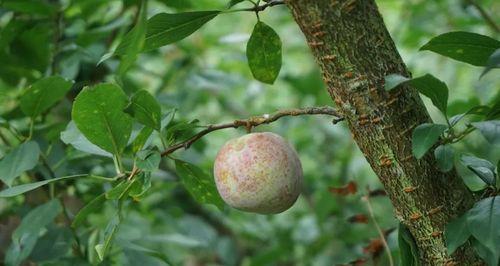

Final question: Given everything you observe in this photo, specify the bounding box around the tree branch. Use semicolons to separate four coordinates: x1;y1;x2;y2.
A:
161;106;342;157
466;0;500;33
233;0;285;12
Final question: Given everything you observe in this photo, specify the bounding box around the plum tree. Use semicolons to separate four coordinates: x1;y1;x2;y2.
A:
0;1;498;264
214;132;303;214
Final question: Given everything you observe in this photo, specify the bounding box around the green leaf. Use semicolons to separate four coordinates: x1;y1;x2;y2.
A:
0;141;40;187
2;23;52;76
398;223;420;266
498;160;500;185
410;74;449;115
2;0;55;16
383;74;449;115
472;120;500;146
29;224;72;262
123;242;172;265
420;31;500;66
228;0;245;7
135;150;161;172
434;144;455;172
128;172;152;201
448;98;483;117
115;0;147;75
0;175;83;198
246;21;282;84
60;121;113;157
125;90;162;130
72;83;133;155
157;0;193;9
163;119;200;144
487;99;500;120
161;108;177;130
466;196;500;263
86;230;100;265
5;199;62;266
114;3;147;55
175;160;225;210
20;76;73;118
384;74;410;91
95;217;120;261
72;193;106;228
144;11;220;51
132;126;154;153
449;105;491;127
481;48;500;78
445;214;470;255
412;123;447;159
471;238;499;266
105;181;129;200
460;155;496;186
0;20;26;51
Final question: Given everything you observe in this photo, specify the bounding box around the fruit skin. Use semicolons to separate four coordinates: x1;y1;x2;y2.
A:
214;132;303;214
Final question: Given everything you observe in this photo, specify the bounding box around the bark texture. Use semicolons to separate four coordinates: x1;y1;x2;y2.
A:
284;0;481;264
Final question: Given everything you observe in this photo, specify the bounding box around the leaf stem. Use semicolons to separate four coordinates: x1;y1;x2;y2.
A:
224;0;285;13
113;155;124;174
60;198;86;259
159;134;168;150
27;118;34;141
451;125;476;143
88;174;123;182
49;183;55;198
40;153;57;198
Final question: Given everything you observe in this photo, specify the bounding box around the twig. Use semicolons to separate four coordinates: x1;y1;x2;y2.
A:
160;106;343;157
60;198;85;258
230;0;285;12
40;153;57;180
50;9;64;74
466;0;500;33
40;152;85;259
26;119;34;141
127;164;139;181
448;124;476;144
40;153;57;198
363;191;395;266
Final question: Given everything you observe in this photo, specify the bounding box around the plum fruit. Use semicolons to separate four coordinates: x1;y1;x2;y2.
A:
214;132;303;214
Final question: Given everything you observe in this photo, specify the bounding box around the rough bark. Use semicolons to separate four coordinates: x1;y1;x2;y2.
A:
284;0;481;264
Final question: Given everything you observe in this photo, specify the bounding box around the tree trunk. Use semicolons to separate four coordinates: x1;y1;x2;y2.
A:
284;0;482;264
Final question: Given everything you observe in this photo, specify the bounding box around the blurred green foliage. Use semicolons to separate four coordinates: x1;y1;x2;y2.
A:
0;0;498;265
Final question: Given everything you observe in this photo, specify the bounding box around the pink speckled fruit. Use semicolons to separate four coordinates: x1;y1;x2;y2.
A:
214;132;303;214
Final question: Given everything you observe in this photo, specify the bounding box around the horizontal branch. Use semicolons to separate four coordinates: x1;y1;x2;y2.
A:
233;0;285;13
161;106;343;157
